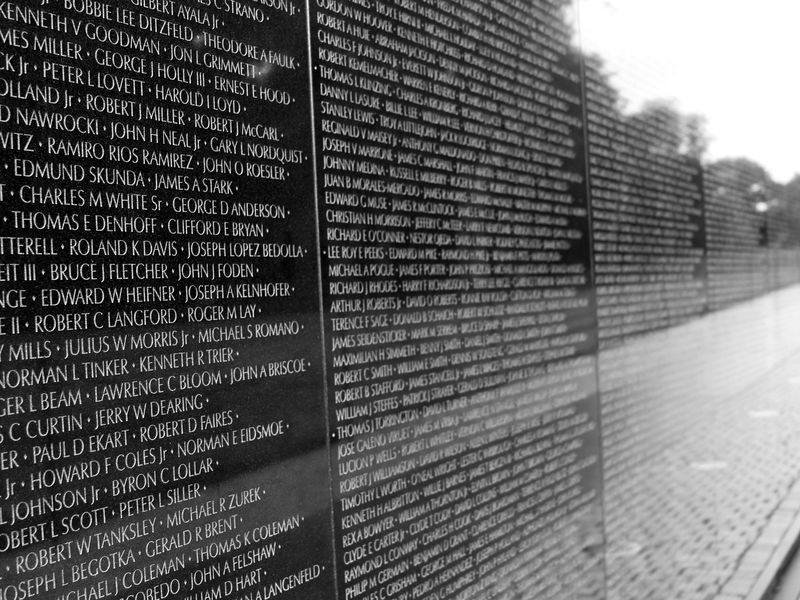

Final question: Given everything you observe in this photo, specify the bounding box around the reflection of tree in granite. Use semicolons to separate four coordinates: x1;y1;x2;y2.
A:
704;158;772;307
627;100;683;156
683;114;709;162
703;158;800;306
585;60;708;344
625;101;709;161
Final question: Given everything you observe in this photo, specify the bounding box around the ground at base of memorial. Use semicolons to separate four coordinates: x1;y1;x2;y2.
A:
602;285;800;600
769;543;800;600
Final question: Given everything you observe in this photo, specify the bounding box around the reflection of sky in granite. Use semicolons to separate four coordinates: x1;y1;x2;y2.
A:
577;0;800;182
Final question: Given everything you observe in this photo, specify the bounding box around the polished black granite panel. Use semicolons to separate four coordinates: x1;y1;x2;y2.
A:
0;2;334;599
310;0;605;597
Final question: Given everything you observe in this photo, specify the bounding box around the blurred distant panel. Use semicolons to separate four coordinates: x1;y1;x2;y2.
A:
578;0;800;598
584;55;707;345
704;161;770;309
583;57;712;592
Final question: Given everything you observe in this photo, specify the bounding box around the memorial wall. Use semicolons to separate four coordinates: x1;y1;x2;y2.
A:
1;0;799;600
312;1;603;599
0;0;340;599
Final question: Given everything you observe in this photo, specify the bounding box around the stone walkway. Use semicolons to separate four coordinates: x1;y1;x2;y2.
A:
602;286;800;600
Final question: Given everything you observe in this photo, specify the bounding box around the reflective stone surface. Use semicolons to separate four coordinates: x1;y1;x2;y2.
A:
311;1;605;597
0;2;335;598
0;1;799;599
